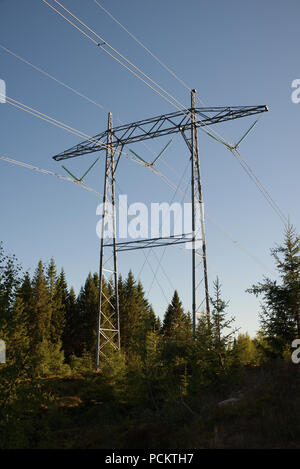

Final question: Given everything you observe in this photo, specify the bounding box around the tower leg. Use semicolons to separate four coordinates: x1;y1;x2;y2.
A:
96;112;120;370
186;90;210;335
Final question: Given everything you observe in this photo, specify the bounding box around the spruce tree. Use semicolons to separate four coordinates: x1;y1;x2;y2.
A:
231;333;258;367
63;286;80;360
119;271;158;356
47;258;57;300
0;243;21;323
248;224;300;358
161;290;192;385
119;271;143;352
76;272;99;355
50;268;67;344
8;296;31;368
162;290;191;339
31;260;52;347
210;277;236;369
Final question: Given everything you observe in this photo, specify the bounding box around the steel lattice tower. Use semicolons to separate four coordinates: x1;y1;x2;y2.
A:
52;91;268;369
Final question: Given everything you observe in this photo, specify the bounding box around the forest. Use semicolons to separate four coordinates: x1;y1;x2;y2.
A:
0;224;300;449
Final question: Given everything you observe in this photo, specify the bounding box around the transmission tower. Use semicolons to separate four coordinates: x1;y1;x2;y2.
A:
52;91;268;369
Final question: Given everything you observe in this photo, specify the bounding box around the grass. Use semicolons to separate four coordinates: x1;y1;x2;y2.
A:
1;361;300;448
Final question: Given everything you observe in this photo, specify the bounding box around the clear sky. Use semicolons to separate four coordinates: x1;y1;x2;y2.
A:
0;0;299;337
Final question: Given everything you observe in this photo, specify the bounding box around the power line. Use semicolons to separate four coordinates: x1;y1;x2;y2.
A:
0;154;102;197
145;160;191;297
121;140;276;276
0;90;161;182
132;151;275;275
92;0;205;104
41;0;286;220
41;0;235;151
115;179;172;305
4;77;274;276
3;93;103;145
0;42;157;164
32;2;287;241
1;4;282;327
92;0;287;225
41;0;192;115
231;148;288;226
0;43;106;111
1;93;158;183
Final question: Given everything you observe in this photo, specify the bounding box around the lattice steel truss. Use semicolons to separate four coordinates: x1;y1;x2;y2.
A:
53;104;267;161
52;92;268;369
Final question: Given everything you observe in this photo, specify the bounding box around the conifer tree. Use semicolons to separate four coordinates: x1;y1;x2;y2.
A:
161;291;192;386
162;290;191;339
119;271;158;355
50;268;67;344
134;281;159;355
210;277;236;368
248;224;300;357
31;260;52;347
119;272;143;352
144;305;160;333
63;286;80;360
19;273;33;312
0;243;21;323
77;272;99;355
47;258;57;300
231;333;258;366
57;269;69;305
273;224;300;334
192;312;214;379
8;295;31;368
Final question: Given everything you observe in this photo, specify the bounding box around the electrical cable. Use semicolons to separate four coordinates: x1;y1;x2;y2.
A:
0;154;102;197
92;0;205;104
42;0;287;227
0;43;106;111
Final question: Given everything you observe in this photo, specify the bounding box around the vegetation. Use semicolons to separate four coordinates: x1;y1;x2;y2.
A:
0;224;300;449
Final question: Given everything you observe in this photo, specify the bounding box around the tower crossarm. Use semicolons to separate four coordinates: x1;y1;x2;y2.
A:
53;105;268;161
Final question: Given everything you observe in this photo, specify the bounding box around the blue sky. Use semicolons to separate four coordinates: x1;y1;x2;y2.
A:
0;0;299;336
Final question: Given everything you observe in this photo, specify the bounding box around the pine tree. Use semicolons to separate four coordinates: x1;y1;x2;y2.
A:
231;333;258;366
210;277;236;369
273;224;300;334
161;291;192;387
0;294;30;368
193;312;214;370
162;290;191;339
134;281;159;356
47;258;57;300
119;272;143;353
0;294;33;419
144;305;159;333
0;243;21;323
248;224;300;358
76;272;99;355
63;286;80;360
51;268;67;344
117;271;160;356
31;260;52;348
8;296;31;367
57;269;68;305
